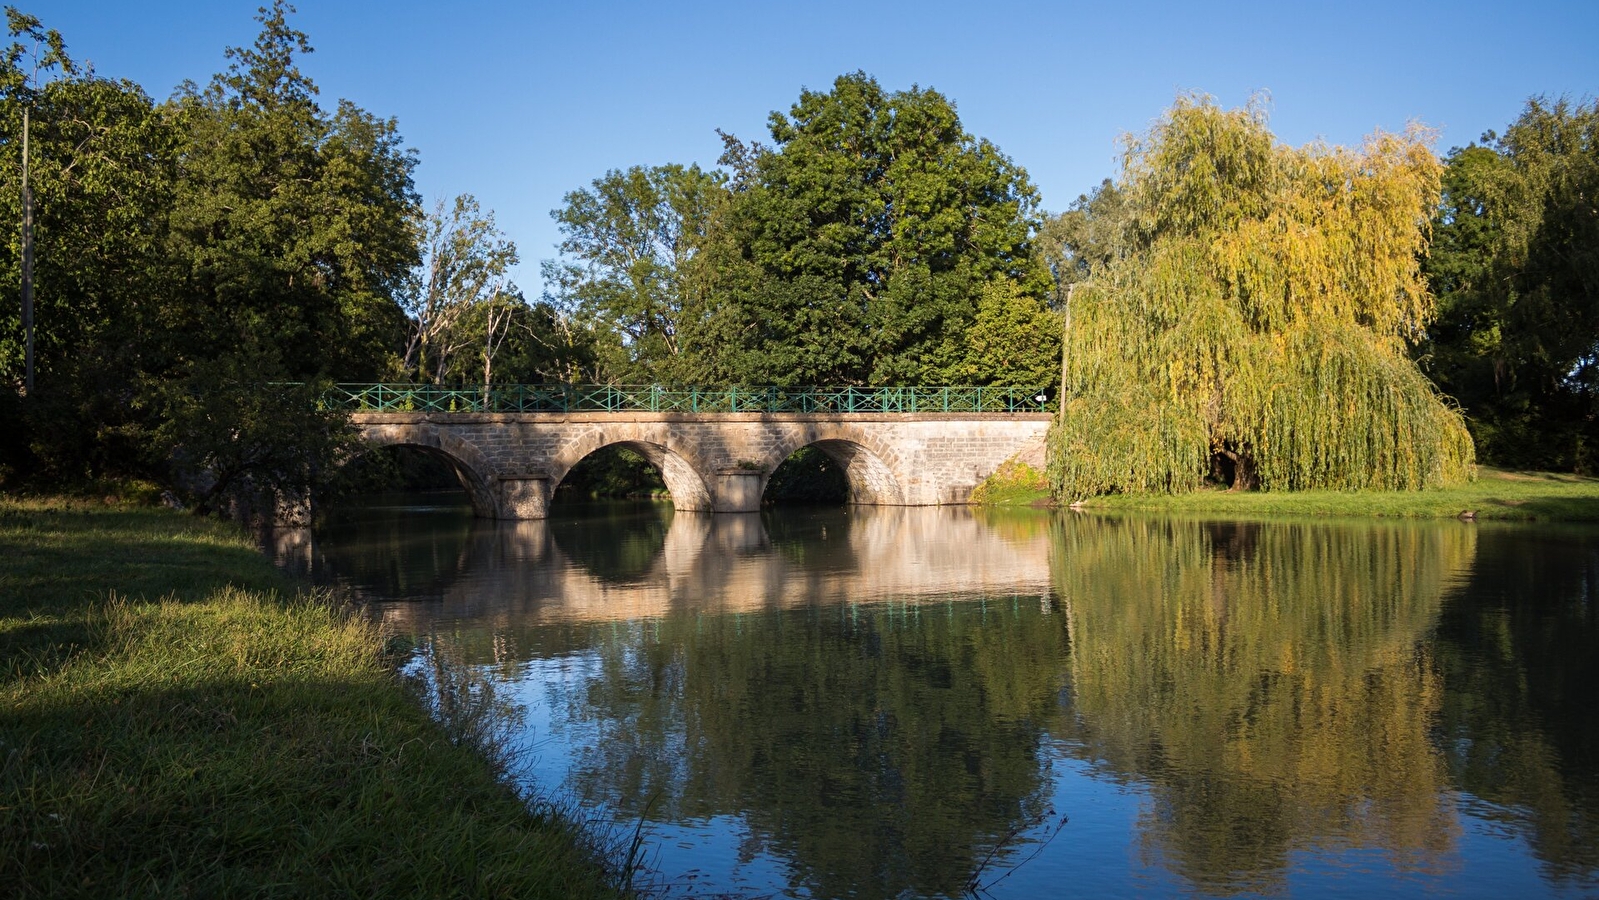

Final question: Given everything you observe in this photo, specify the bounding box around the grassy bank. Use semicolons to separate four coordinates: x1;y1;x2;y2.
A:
0;499;622;899
969;460;1051;507
974;466;1599;521
1078;468;1599;520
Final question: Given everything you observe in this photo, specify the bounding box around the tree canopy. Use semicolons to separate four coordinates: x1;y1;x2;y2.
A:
0;2;424;506
543;163;724;384
165;0;418;382
1421;97;1599;470
1048;96;1475;499
544;72;1060;389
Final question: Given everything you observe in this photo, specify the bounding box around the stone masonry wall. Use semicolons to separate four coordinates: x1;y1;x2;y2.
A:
353;411;1052;519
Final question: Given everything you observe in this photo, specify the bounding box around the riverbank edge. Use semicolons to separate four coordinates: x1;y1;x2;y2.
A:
0;497;626;899
972;466;1599;521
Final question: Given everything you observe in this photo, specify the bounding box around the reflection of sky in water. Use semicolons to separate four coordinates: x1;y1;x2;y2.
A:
499;645;1579;899
505;655;810;897
309;503;1599;899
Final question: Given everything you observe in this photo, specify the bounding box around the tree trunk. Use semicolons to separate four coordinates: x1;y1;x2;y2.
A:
1217;446;1259;491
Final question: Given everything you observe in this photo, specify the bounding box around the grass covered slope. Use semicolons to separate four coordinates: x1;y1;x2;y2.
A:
0;500;621;899
968;460;1051;507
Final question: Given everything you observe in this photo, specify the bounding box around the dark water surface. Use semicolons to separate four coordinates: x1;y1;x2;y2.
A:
277;496;1599;899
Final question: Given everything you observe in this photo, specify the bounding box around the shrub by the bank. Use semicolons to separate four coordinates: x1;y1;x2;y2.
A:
969;460;1051;507
0;499;623;899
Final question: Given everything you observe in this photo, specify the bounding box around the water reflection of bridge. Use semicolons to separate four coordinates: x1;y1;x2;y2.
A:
276;508;1599;895
275;506;1054;627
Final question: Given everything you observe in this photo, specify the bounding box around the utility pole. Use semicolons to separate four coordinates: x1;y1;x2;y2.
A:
21;100;32;396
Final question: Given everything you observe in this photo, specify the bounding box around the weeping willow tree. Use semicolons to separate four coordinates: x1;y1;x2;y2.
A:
1050;96;1475;498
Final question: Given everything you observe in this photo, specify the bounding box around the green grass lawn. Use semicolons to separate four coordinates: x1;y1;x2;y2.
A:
1076;468;1599;521
975;466;1599;521
0;499;624;899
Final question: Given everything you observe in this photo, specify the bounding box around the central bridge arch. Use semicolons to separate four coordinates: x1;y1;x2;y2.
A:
549;430;714;513
550;438;713;514
760;426;907;506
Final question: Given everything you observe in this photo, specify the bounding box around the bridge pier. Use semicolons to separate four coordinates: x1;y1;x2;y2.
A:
497;474;551;519
712;471;765;513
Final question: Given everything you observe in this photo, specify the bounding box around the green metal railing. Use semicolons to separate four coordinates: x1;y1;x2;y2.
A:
326;384;1056;414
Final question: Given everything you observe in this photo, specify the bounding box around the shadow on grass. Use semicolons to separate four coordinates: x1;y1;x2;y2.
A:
1;674;618;899
1;504;290;685
1;502;626;898
1478;495;1599;522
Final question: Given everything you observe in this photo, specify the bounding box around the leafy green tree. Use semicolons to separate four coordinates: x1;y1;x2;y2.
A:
0;2;424;513
544;164;725;383
954;280;1061;388
1049;96;1474;499
1421;98;1599;469
146;1;419;512
699;72;1053;386
163;0;418;382
0;9;178;484
1037;177;1130;303
146;347;357;518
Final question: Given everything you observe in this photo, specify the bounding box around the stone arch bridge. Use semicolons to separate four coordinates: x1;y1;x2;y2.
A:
336;383;1053;519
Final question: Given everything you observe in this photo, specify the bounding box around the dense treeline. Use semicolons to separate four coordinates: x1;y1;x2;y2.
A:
0;2;1593;507
1420;98;1599;470
0;7;1058;509
1039;94;1598;489
0;4;426;508
544;71;1061;388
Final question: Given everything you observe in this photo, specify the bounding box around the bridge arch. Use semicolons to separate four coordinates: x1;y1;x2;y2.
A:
764;426;906;506
338;407;1054;521
549;431;714;513
355;423;499;518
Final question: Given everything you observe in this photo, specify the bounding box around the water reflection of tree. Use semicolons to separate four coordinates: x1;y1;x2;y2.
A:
311;502;477;600
563;598;1070;899
1432;525;1599;884
547;504;672;583
1051;516;1476;893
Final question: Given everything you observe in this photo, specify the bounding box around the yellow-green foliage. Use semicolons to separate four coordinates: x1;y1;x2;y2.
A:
969;459;1050;506
1053;516;1474;888
1050;96;1475;500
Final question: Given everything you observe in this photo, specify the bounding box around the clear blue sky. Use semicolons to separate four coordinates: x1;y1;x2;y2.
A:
43;1;1599;294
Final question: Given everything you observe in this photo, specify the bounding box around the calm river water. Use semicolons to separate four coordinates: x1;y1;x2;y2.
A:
276;495;1599;899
